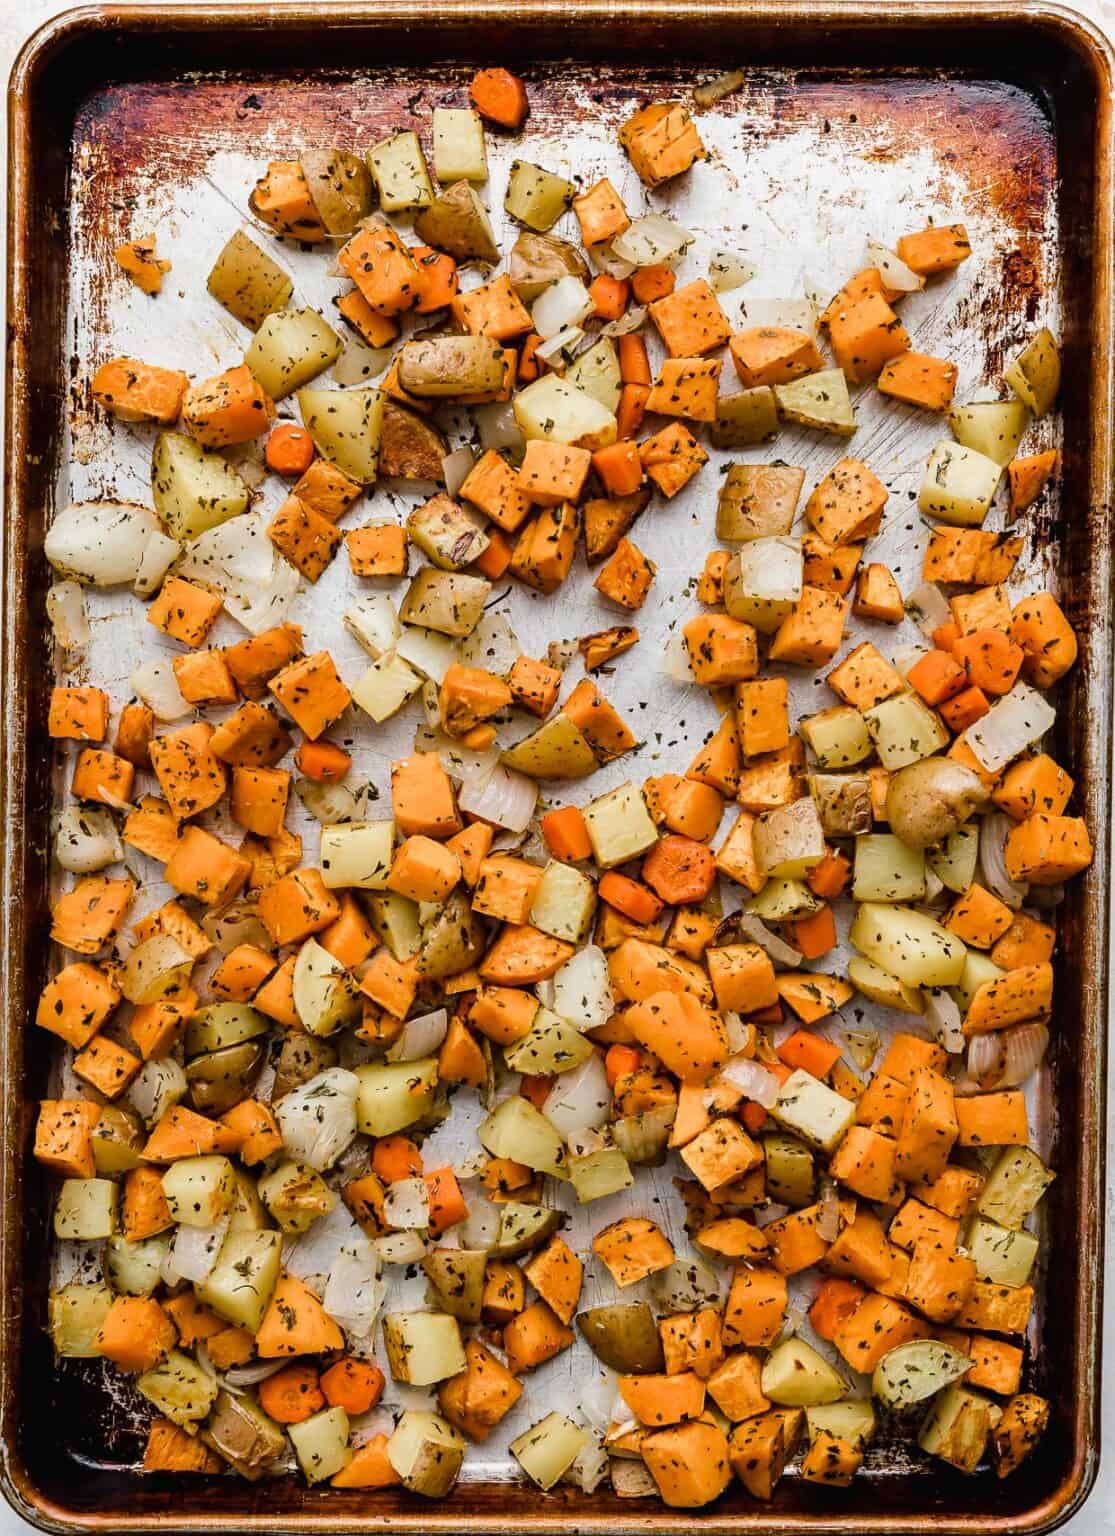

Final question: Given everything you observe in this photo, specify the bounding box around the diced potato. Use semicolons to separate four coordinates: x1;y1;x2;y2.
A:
136;1350;219;1426
92;1106;146;1176
300;148;372;236
583;781;659;867
418;891;485;980
352;653;422;723
161;1155;236;1227
510;1413;589;1489
926;825;979;894
422;1248;487;1322
853;833;927;902
505;1009;595;1075
245;308;342;399
1004;328;1060;417
399;568;491;637
407;496;488;570
774;368;856;434
479;1095;566;1178
432;108;488;183
344;593;400;657
806;1400;876;1448
152;431;249;540
368;890;423;959
399;337;509;399
298;385;384;484
872;1341;971;1409
368;132;435;211
505;161;575;232
530;860;597;943
493;1201;563;1258
847;956;924;1015
977;1147;1055;1230
258;1160;335;1234
801;706;873;769
762;1132;815;1207
950;948;1004;1012
383;1311;467;1385
292;938;361;1035
754;797;825;878
769;1070;856;1153
49;1282;113;1357
810;772;873;837
289;1406;352;1484
502;715;598;781
748;876;821;922
514;375;618;451
356;1059;439;1136
567;1146;634;1203
723;538;803;633
387;1411;465;1497
185;1003;269;1058
319;819;394;890
509;230;588;302
962;1216;1039;1287
414;181;500;264
204;1389;286;1478
566;338;622;413
918;1385;992;1473
863;693;949;770
918;442;1001;527
849;903;966;987
947;400;1030;468
207;229;292;330
761;1338;846;1406
54;1178;117;1240
711;388;781;448
196;1230;282;1331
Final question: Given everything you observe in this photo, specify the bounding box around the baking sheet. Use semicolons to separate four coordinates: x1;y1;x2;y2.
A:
15;30;1098;1524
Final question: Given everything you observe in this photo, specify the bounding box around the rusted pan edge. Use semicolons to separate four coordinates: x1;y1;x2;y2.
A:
3;2;1114;1534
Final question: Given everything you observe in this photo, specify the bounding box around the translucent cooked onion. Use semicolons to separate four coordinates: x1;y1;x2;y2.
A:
276;1068;360;1172
176;512;299;635
552;945;613;1030
441;446;476;498
1001;1021;1050;1087
224;1359;287;1388
905;581;952;639
46;580;90;651
394;625;457;683
580;1370;619;1435
171;1217;230;1284
966;1032;1005;1089
966;685;1056;774
130;658;191;721
474;401;525;454
333;339;393;387
45;501;162;587
460;611;521;678
979;813;1030;909
133;529;179;597
660;624;696;682
728;913;803;968
387;1008;448;1063
201;902;270;955
600;305;647;338
459;762;537;833
460;1196;501;1251
737;297;818;335
709;249;756;293
295;776;358;825
694;69;745;107
119;934;195;1005
720;1056;781;1108
841;1025;880;1072
536;325;584;369
925;988;965;1054
344;593;401;658
374;1230;429;1265
543;1052;610;1136
532;276;593;339
613;214;693;270
53;806;123;874
867;240;925;293
588;241;636;280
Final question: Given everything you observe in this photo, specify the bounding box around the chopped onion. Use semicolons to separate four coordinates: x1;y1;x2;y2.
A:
979;813;1029;909
817;1177;841;1241
709;249;756;293
201;902;269;955
45;501;162;587
532;276;593;340
460;610;521;678
459;762;538;832
374;1230;429;1265
867;240;925;294
130;658;191;721
694;69;745;107
613;214;693;270
474;401;525;454
905;581;952;639
46;580;90;650
382;1176;431;1231
547;637;578;671
171;1217;230;1284
323;1239;385;1336
966;685;1056;773
565;1439;609;1495
127;1056;186;1127
387;1008;448;1063
720;1056;781;1108
119;934;195;1005
441;446;476;497
536;325;584;371
579;1371;619;1435
283;1200;361;1283
1001;1021;1050;1087
334;339;394;387
176;512;299;635
730;912;803;967
737;297;818;335
600;305;647;338
415;725;501;786
543;1052;610;1136
552;945;614;1029
460;1196;501;1251
660;623;696;682
394;625;457;683
295;776;358;825
966;1032;1005;1089
925;988;965;1054
892;644;928;679
53;806;123;873
588;241;636;280
723;1011;749;1056
224;1359;288;1388
276;1068;360;1171
344;593;400;658
133;529;179;597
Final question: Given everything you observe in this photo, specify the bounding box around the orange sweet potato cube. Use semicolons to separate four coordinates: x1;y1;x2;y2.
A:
346;524;408;577
34;1099;102;1178
507;655;561;718
164;827;250;908
729;327;824;389
172;649;238;706
619;101;706;187
338;223;424;316
268;495;343;582
149;721;227;819
828;292;910;382
257;867;341;946
895;224;972;276
230;765;291;837
49;687;109;742
806;459;888;545
74;1034;143;1100
877;352;958;411
269;650;351;740
71;748;135;808
639;422;708;498
51;876;135;955
593;537;656;612
147;576;223;648
572;177;630;248
391;752;462;839
459;450;531;532
768;587;848;667
650;279;732;358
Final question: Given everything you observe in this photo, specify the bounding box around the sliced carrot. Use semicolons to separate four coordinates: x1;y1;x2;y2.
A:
806;849;852;899
293;739;351;783
631;265;676;304
808;1277;866;1342
590;274;631;321
320;1358;385;1415
605;1044;645;1088
258;1363;325;1425
265;424;315;477
592;440;644;497
787;905;837;960
469;67;529;130
953;628;1024;697
616;383;651;440
598;871;665;925
425;1166;468;1237
641;834;717;905
740;1101;768;1135
618;334;652;386
777;1030;842;1078
540;805;592;862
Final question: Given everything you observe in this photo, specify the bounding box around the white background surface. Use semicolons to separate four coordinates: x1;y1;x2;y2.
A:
1;0;1113;1530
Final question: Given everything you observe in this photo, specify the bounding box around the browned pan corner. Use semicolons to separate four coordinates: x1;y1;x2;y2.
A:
4;3;1115;1533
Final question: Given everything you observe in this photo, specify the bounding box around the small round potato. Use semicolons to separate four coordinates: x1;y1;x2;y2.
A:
885;757;989;849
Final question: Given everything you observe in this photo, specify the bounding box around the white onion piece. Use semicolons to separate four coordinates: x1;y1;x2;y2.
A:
892;644;928;679
387;1008;448;1063
176;512;299;635
1001;1021;1050;1087
552;945;614;1030
734;913;802;967
442;446;476;497
45;502;160;586
421;677;441;728
966;1032;1006;1089
720;1056;781;1108
966;685;1056;773
344;593;400;658
723;1011;748;1055
374;1230;428;1265
905;581;952;640
565;1439;610;1495
276;1068;360;1172
454;1147;490;1181
580;1371;619;1435
334;339;394;387
119;934;194;1005
127;1056;187;1128
283;1200;360;1284
133;530;180;597
46;580;90;650
600;305;647;338
737;297;818;335
543;1052;610;1136
817;1177;841;1241
867;239;925;293
536;325;584;370
382;1177;430;1231
172;1217;230;1284
841;1025;880;1072
924;866;946;904
660;624;696;682
225;555;300;635
225;1359;288;1388
566;1126;605;1159
460;1196;501;1251
459;762;538;833
395;625;458;682
694;69;745;107
925;988;965;1054
414;726;501;786
474;401;525;454
532;276;593;340
979;813;1030;909
589;241;636;280
709;249;756;293
129;658;191;721
613;214;693;269
324;1240;385;1337
460;611;521;678
53;806;123;873
295;776;358;825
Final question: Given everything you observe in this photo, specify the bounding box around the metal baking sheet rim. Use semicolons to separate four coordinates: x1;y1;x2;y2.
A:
3;2;1114;1533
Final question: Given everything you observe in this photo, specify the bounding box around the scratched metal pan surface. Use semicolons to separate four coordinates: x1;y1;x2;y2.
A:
3;3;1113;1533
